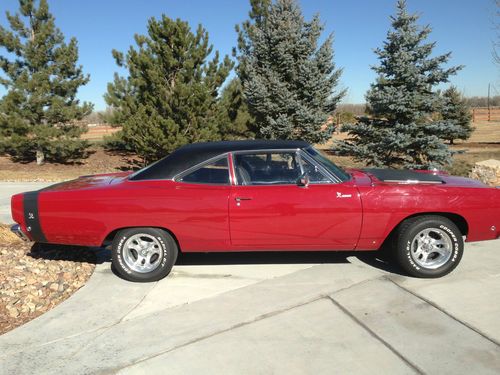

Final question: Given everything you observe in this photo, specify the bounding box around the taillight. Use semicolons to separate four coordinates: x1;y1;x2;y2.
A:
10;193;24;225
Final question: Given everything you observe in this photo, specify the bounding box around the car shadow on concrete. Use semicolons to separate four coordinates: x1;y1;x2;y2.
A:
29;243;408;278
28;243;111;265
354;251;407;276
177;250;407;276
177;251;352;265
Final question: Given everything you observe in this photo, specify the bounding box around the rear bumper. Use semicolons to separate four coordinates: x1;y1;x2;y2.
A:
11;224;30;242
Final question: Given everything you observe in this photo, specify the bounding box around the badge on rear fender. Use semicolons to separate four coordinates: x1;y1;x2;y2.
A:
336;192;352;198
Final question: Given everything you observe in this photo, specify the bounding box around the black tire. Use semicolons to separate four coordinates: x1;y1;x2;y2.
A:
112;227;178;282
393;215;464;278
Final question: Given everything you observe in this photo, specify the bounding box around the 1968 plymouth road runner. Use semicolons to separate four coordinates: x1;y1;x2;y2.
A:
10;140;500;282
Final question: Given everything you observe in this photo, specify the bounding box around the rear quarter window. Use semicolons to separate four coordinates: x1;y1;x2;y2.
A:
179;157;230;185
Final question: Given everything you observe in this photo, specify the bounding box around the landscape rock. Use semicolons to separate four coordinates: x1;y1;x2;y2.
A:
469;159;500;186
6;306;19;318
0;226;96;335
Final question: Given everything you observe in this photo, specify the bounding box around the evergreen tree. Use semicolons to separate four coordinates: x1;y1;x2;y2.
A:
217;78;255;139
0;0;92;164
440;86;473;145
235;0;345;143
104;16;233;163
235;0;270;83
336;0;462;169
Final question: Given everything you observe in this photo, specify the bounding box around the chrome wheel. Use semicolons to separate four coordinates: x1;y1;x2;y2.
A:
410;228;453;269
122;234;163;273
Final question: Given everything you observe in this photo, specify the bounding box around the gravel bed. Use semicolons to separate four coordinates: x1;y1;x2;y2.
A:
0;227;96;335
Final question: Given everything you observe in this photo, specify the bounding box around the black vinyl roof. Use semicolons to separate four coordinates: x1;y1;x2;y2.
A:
130;140;310;180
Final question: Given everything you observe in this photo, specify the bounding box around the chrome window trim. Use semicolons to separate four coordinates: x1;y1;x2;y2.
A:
231;148;300;186
296;150;305;175
383;179;443;185
303;146;351;183
127;146;345;186
173;153;231;185
297;150;341;183
228;153;236;186
230;148;337;186
127;177;175;183
230;148;302;155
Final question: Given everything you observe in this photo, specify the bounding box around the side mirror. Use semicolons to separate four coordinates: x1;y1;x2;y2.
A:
297;173;310;187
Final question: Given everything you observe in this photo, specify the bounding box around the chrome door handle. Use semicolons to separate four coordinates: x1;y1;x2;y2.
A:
235;197;252;201
235;197;252;206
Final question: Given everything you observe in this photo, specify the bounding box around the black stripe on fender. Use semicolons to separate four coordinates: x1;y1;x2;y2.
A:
23;191;47;242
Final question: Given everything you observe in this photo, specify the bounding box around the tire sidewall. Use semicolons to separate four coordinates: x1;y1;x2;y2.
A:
112;228;177;282
400;218;463;278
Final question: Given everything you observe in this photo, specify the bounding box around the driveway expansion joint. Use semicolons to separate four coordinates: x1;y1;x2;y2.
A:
325;294;424;374
106;293;331;374
67;281;161;360
0;267;380;361
101;276;387;373
386;276;500;347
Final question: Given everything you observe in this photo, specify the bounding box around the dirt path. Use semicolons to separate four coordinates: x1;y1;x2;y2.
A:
0;148;139;182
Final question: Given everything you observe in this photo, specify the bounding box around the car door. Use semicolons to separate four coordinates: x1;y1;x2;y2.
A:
229;150;362;250
168;155;232;251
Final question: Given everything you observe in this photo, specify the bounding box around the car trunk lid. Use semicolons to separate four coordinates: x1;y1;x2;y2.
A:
41;171;132;192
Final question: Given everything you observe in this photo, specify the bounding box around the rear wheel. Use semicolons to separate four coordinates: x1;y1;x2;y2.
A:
112;227;178;282
393;216;464;278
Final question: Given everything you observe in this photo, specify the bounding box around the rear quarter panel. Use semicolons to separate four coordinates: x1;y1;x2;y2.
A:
38;180;231;250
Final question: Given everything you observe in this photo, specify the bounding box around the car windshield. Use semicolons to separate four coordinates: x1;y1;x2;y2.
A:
304;147;350;182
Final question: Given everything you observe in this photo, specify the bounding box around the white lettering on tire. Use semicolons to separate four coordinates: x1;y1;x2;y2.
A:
117;236;131;274
406;224;460;271
406;240;420;270
117;232;169;276
439;224;459;263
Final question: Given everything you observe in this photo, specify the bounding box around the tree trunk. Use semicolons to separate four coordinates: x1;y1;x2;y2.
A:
36;149;45;165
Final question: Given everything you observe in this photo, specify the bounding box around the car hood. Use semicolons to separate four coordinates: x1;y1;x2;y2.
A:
41;172;132;192
350;168;489;188
436;174;490;188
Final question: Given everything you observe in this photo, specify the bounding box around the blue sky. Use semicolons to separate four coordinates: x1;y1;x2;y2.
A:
0;0;498;110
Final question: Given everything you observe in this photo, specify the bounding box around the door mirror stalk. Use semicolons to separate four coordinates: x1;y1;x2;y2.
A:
297;173;310;187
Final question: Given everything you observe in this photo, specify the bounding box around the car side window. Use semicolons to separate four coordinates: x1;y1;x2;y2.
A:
300;157;332;183
234;152;301;185
179;157;230;185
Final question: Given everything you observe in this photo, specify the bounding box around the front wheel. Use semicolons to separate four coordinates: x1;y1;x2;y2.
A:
393;216;464;278
112;227;178;282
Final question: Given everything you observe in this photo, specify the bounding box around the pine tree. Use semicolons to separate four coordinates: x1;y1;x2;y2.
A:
235;0;345;143
0;0;92;164
104;16;233;164
336;0;462;169
217;78;255;139
440;86;473;145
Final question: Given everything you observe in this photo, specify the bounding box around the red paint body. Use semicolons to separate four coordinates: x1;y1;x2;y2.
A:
10;169;500;251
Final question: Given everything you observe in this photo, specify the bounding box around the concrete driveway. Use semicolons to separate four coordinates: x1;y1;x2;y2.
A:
0;182;51;223
0;239;499;374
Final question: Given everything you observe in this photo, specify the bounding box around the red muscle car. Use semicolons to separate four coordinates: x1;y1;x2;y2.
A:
10;140;500;282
